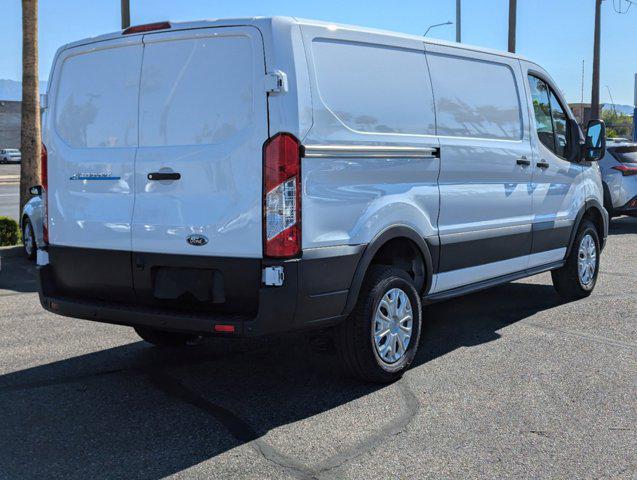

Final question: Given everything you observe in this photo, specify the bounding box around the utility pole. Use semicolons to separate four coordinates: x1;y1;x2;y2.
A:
580;60;585;125
633;73;637;142
121;0;130;30
19;0;41;216
508;0;517;53
590;0;603;120
456;0;461;42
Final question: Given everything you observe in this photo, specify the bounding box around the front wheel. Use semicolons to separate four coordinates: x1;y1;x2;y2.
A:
134;326;200;347
335;266;422;383
551;220;600;300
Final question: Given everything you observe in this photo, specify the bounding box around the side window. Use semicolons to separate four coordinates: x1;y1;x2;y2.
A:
427;54;523;140
311;39;436;135
528;75;570;159
549;90;568;158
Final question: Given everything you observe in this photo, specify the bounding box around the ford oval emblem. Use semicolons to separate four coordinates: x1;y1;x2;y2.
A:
187;234;208;247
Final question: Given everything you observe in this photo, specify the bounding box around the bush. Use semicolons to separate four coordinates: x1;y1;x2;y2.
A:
0;216;20;246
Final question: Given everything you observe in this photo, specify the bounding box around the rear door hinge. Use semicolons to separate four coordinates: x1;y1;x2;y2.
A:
264;70;288;95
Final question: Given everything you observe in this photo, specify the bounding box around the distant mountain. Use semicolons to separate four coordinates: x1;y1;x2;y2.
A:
601;103;634;116
0;79;48;101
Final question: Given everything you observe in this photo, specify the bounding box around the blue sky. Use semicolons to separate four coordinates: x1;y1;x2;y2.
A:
2;0;636;105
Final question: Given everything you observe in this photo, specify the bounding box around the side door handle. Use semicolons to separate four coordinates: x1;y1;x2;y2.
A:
148;172;181;181
536;160;550;169
516;156;531;166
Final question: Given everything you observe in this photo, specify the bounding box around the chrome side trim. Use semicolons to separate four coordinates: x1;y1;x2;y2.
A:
302;145;439;158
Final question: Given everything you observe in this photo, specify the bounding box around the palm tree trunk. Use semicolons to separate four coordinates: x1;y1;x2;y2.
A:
20;0;41;217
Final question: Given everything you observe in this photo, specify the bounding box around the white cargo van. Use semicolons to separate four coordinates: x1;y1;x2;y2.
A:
38;17;608;382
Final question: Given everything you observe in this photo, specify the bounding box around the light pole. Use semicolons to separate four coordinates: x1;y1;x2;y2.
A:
456;0;461;42
590;0;603;121
508;0;517;53
633;73;637;142
121;0;130;30
424;21;453;37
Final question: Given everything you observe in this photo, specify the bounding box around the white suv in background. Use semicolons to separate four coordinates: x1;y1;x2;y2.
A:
36;18;608;382
600;142;637;218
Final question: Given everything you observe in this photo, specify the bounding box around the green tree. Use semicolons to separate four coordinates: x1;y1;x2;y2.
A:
602;110;633;139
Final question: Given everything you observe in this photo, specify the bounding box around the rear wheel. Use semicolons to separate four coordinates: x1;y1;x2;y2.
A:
22;218;36;260
551;220;600;300
335;266;422;383
134;326;200;347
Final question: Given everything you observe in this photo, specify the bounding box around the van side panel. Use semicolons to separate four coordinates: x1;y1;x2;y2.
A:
425;45;534;293
298;23;440;250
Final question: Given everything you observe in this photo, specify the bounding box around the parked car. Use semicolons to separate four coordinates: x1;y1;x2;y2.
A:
36;17;608;382
20;187;44;260
606;137;631;144
0;148;21;163
600;142;637;218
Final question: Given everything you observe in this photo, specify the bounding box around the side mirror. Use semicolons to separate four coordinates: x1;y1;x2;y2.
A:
29;185;43;196
583;119;606;161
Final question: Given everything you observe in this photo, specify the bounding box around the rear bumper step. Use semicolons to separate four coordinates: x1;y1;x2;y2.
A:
38;245;365;337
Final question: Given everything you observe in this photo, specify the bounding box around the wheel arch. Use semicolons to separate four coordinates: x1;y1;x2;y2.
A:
342;225;435;316
566;199;608;258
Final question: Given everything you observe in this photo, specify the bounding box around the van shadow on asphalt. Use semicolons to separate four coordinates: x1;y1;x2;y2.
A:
0;279;564;479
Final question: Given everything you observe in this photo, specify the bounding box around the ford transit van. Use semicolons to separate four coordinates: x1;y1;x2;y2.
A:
37;17;608;382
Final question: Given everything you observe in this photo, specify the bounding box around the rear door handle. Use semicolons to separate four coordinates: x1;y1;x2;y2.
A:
536;161;550;169
516;156;531;166
148;172;181;181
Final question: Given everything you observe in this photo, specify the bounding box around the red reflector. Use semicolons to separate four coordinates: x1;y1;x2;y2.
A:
123;21;171;35
214;324;235;333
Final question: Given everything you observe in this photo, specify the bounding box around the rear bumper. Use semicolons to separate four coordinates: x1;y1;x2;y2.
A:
38;245;364;337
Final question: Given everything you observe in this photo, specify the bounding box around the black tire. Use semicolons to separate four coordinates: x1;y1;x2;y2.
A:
335;266;422;383
22;218;36;260
551;220;600;300
134;326;200;347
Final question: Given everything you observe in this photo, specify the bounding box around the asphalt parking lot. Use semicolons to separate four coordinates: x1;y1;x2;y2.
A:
0;217;635;479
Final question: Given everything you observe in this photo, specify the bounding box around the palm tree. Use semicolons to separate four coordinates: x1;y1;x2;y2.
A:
20;0;41;216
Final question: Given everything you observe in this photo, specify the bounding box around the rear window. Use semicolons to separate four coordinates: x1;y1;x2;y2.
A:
609;146;637;164
427;54;523;140
55;44;141;148
139;35;254;147
311;39;436;135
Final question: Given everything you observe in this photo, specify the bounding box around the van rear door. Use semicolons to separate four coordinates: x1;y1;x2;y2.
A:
132;26;268;259
46;37;142;302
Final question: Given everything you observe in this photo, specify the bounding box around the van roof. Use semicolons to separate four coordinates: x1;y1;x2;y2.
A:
58;16;527;62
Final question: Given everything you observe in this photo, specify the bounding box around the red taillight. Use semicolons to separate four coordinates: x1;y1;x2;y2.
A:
122;21;171;35
214;324;236;333
263;133;301;258
41;143;48;245
612;164;637;176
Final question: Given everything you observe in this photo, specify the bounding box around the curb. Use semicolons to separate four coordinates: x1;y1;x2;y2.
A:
0;176;19;185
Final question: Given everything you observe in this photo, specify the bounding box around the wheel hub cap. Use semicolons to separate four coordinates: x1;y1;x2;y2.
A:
373;288;413;364
23;225;33;255
577;233;597;287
